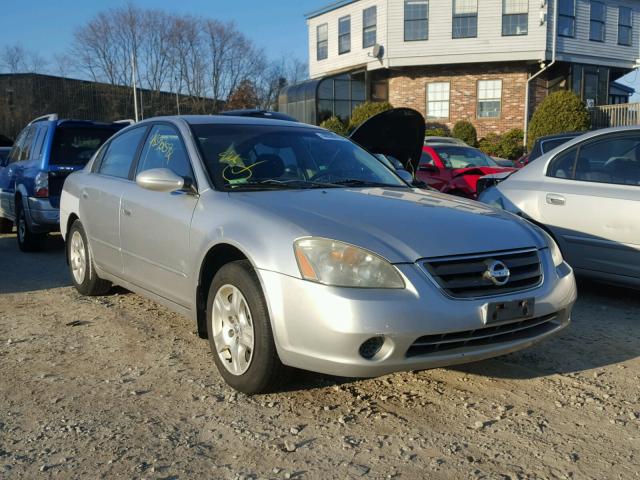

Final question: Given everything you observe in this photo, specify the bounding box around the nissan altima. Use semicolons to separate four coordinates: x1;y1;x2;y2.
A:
60;112;577;393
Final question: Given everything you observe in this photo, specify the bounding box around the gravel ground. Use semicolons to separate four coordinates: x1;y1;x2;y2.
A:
0;233;639;479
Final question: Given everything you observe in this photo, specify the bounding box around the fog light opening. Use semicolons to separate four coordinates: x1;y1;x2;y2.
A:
359;336;385;360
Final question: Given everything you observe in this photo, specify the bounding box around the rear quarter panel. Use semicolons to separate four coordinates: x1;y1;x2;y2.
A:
59;172;82;241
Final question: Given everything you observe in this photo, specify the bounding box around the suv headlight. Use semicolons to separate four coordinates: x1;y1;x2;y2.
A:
294;238;405;289
538;228;564;267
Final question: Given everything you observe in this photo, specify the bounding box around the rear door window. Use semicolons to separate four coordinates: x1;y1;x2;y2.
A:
18;126;37;161
50;126;119;166
7;128;28;164
547;133;640;186
99;127;147;179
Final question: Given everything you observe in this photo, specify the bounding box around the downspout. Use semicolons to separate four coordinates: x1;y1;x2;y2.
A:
524;0;558;147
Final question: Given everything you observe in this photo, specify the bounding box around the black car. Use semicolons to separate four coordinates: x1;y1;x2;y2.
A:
520;132;584;165
219;109;299;122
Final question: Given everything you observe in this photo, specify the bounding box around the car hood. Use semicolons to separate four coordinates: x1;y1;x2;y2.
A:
451;166;516;178
349;108;426;174
232;187;545;263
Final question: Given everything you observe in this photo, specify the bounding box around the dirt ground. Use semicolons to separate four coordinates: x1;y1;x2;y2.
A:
0;233;638;480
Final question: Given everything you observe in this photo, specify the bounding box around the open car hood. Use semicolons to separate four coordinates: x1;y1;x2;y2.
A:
451;166;516;178
349;108;426;174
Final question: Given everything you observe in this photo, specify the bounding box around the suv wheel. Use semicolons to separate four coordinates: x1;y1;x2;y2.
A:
0;217;13;234
16;203;46;252
68;220;111;295
207;260;288;394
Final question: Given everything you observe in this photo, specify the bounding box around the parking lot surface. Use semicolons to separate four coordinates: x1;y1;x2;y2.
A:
0;233;639;479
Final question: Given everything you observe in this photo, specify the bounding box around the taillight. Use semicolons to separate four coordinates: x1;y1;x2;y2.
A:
34;171;49;198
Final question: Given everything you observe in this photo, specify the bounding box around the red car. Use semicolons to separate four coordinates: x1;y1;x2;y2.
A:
417;144;516;199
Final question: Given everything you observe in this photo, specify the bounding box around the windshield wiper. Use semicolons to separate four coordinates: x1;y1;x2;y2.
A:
331;179;405;188
258;179;339;189
225;179;338;191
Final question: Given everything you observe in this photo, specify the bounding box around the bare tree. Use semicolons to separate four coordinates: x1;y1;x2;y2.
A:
68;5;306;114
52;53;76;77
1;44;28;73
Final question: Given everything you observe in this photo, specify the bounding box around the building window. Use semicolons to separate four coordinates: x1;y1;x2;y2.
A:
502;0;528;36
317;24;328;61
453;0;478;39
618;7;633;46
558;0;575;38
590;1;606;42
477;80;502;118
363;6;377;48
338;16;351;54
427;83;450;120
404;0;429;41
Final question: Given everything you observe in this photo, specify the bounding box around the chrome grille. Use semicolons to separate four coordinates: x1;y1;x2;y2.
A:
406;314;558;358
422;249;542;298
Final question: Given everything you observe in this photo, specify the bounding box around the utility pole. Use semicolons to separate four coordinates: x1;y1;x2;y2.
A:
131;52;139;122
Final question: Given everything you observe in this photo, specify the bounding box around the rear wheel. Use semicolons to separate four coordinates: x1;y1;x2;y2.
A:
67;220;111;296
0;217;13;234
207;260;288;394
16;203;46;252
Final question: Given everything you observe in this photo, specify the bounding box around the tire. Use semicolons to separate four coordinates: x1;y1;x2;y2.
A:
67;220;111;296
0;217;13;234
16;202;46;252
207;260;288;394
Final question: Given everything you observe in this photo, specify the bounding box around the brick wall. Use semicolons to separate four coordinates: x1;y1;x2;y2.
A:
387;63;531;138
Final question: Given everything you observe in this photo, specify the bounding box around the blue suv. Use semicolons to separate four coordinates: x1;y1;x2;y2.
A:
0;114;128;251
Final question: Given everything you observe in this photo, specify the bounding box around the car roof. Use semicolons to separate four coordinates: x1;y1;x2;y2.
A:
427;142;476;149
146;115;318;129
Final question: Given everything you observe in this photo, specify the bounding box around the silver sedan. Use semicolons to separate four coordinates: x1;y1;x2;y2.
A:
60;115;576;393
479;126;640;289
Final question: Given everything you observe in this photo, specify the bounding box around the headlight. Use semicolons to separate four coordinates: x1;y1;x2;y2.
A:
538;228;564;267
294;238;405;288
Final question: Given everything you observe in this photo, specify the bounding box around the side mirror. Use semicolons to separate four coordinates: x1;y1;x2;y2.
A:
136;168;186;193
396;169;413;184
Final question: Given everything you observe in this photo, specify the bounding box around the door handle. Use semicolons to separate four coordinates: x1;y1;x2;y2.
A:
122;207;132;216
546;193;565;206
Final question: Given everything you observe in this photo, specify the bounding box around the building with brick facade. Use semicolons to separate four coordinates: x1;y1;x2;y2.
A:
279;0;640;138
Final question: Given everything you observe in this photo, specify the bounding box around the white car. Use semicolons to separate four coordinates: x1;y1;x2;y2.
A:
479;126;640;289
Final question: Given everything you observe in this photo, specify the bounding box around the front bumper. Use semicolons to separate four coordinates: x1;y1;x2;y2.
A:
26;197;59;233
258;249;577;378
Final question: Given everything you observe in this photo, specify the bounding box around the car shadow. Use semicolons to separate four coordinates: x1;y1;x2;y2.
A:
0;233;71;294
281;278;640;391
450;278;640;379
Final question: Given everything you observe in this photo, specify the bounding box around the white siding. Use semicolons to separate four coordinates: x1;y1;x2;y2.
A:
308;0;387;78
308;0;548;78
554;0;640;69
307;0;640;78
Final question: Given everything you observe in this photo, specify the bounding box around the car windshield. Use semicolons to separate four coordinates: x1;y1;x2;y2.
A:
190;124;407;190
433;146;497;169
50;126;119;166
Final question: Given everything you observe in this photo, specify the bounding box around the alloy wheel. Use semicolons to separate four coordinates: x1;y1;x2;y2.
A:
211;284;255;375
70;230;87;284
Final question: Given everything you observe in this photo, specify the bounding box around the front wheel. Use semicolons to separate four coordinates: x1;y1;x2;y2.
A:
16;203;46;252
67;220;111;296
207;260;288;394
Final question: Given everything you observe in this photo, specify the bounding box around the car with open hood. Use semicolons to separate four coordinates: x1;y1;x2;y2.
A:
60;112;576;393
417;144;516;199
